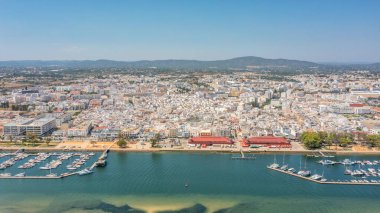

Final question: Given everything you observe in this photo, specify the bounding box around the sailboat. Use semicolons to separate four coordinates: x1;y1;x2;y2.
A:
46;167;57;177
280;152;288;170
268;155;279;169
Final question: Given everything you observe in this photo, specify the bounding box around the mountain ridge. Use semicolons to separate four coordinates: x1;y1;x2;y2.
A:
0;56;378;72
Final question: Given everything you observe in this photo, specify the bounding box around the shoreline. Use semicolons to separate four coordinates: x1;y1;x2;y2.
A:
2;146;380;155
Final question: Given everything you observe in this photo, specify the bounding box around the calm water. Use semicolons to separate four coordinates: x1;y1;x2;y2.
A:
1;152;380;213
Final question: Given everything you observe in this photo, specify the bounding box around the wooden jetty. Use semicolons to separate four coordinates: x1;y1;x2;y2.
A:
268;167;380;185
231;149;256;160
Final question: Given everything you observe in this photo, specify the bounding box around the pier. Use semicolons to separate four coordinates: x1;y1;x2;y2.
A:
268;167;380;185
89;140;116;170
231;149;256;160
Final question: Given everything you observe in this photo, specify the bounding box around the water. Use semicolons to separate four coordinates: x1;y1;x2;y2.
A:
1;152;380;213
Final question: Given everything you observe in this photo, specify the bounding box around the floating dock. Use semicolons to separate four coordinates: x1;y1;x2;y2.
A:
268;167;380;185
0;172;78;179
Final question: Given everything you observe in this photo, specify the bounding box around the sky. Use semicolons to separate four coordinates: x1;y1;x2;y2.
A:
0;0;379;63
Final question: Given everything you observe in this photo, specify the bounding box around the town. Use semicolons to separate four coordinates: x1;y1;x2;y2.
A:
0;71;380;152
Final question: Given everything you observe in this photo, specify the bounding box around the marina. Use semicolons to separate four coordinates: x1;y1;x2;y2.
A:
268;166;380;185
0;142;114;179
0;150;99;179
1;152;380;212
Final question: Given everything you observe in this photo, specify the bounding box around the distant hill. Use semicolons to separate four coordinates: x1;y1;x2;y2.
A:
0;56;379;72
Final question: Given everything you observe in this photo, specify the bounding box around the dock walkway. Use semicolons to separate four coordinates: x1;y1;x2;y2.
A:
268;167;380;185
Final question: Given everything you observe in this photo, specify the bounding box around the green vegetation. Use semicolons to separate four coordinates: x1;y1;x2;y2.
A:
301;131;354;149
366;134;380;147
300;132;322;149
150;133;161;148
117;138;127;148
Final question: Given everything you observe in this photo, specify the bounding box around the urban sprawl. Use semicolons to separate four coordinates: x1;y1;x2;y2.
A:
1;71;380;151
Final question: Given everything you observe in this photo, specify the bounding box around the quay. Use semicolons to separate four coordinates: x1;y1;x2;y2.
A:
268;167;380;185
0;172;78;179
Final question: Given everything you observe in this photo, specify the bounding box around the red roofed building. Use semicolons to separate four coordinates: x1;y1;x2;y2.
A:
350;103;364;107
188;136;234;147
244;136;291;148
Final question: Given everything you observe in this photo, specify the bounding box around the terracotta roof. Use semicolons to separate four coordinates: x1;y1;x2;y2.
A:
349;103;364;107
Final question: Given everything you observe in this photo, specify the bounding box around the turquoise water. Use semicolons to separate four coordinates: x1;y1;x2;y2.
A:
1;152;380;213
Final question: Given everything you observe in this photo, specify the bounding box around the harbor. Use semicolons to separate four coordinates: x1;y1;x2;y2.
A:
0;141;115;179
0;150;99;179
1;152;380;212
267;166;380;185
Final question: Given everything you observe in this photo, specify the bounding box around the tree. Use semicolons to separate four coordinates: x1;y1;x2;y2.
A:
117;138;127;148
337;133;353;147
300;131;322;149
318;131;328;143
366;134;380;147
26;132;39;146
150;133;161;148
45;137;52;146
21;138;27;146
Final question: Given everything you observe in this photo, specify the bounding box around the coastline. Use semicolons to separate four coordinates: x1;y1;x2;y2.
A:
2;146;380;155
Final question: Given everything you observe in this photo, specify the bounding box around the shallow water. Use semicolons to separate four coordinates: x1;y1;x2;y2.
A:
1;152;380;213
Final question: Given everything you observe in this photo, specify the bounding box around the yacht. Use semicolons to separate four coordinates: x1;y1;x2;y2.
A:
268;163;280;169
320;160;336;165
78;168;93;176
351;170;364;177
341;159;354;165
14;172;26;177
46;173;57;177
39;164;51;170
0;173;11;177
310;174;322;180
300;170;311;177
344;169;352;175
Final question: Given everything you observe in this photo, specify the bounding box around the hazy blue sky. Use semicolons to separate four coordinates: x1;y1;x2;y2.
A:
0;0;379;62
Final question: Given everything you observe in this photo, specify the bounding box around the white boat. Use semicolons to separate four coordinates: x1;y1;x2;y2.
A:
300;170;311;177
344;169;352;175
351;170;364;177
14;172;26;177
310;174;322;180
341;159;354;165
46;173;57;177
0;173;11;177
39;164;51;170
320;160;336;165
78;168;93;176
